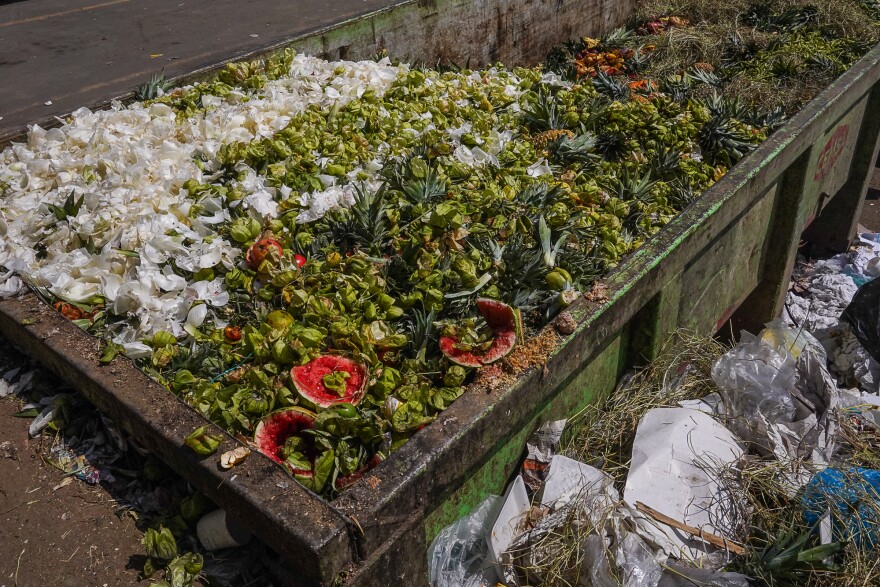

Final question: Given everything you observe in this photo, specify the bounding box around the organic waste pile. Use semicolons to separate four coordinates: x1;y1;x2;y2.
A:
1;0;878;497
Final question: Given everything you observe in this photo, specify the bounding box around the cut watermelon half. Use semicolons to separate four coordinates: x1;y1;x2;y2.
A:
253;407;317;477
291;354;368;408
440;298;521;368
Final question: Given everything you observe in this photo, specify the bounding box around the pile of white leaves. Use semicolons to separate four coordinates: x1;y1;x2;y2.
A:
0;55;538;353
0;56;406;348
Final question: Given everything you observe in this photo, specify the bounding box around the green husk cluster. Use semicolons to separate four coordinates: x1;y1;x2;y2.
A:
132;65;765;496
73;1;878;497
631;0;880;113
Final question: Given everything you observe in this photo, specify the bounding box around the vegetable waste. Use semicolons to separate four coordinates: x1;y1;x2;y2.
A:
1;1;877;496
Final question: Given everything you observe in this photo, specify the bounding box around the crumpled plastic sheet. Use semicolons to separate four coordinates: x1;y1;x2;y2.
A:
0;367;34;398
427;495;501;587
785;273;858;331
802;467;880;549
711;327;799;448
711;323;843;487
783;235;880;393
49;446;116;485
826;326;880;393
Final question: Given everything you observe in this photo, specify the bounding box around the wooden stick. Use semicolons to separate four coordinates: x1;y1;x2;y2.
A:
635;501;746;555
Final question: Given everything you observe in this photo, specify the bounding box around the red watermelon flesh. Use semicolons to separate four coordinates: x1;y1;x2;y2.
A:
254;407;316;476
440;298;519;367
291;354;367;408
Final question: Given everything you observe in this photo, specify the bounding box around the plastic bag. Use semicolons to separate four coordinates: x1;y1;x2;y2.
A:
802;467;880;549
658;561;750;587
841;277;880;363
427;495;501;587
711;326;798;445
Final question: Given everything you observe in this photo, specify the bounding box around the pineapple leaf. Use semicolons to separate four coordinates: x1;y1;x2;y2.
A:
47;191;85;222
548;132;601;168
592;71;630;101
135;70;172;101
600;27;637;50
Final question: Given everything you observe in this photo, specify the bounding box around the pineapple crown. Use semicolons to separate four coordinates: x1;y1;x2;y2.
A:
134;70;172;102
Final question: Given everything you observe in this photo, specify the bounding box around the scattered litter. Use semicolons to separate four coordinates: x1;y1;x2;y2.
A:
197;509;254;551
802;467;880;549
427;495;501;587
53;477;74;491
623;407;745;559
539;455;615;511
220;446;250;469
522;419;566;492
711;328;798;447
47;446;115;484
0;368;34;398
489;475;530;577
841;277;880;362
29;402;61;437
0;440;17;460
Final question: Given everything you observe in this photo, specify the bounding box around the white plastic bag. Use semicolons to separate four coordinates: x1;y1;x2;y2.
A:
427;495;501;587
711;326;799;446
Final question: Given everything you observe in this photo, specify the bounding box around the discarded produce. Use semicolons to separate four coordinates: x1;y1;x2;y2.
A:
1;0;878;497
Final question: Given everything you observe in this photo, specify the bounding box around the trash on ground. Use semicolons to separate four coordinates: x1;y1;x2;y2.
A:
841;276;880;363
522;419;567;492
539;455;615;511
220;446;250;469
623;407;744;560
432;239;880;585
196;509;254;550
489;475;530;578
47;445;115;484
427;495;501;587
802;467;880;550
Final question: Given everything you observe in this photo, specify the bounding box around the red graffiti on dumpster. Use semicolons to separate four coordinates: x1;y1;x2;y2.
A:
814;124;850;182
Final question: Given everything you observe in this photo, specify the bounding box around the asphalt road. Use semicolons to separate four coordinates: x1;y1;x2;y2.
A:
0;0;393;139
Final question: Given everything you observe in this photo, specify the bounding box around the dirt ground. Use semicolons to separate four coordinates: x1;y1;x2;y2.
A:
0;396;145;587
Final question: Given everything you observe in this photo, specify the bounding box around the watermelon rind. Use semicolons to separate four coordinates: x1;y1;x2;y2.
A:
253;406;317;476
291;354;368;408
440;298;518;367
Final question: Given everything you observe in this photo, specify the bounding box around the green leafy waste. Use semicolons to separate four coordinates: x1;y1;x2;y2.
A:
46;4;879;499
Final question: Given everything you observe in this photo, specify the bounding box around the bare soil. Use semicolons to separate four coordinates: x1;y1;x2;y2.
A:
0;396;146;587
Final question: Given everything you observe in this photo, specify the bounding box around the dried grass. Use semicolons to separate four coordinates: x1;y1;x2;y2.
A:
633;0;880;112
524;330;880;586
559;330;728;488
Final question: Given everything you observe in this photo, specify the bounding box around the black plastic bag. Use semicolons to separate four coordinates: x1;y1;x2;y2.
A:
841;277;880;362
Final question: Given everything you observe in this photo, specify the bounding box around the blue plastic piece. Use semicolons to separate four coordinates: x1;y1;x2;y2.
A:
802;467;880;549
